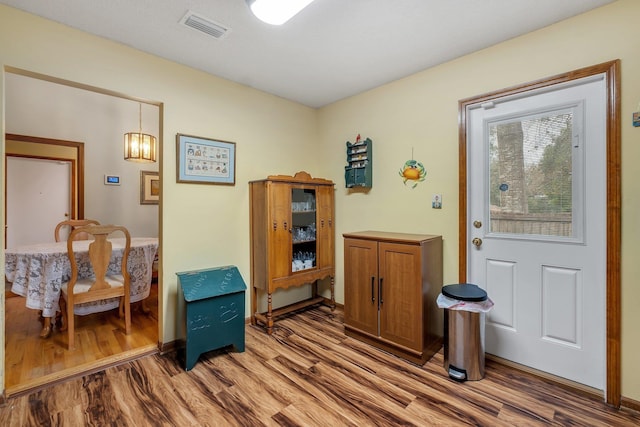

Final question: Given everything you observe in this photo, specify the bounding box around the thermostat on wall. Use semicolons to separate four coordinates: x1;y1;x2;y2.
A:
104;174;121;185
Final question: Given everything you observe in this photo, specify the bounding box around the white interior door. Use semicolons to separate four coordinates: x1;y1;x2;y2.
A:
6;156;71;247
467;74;607;389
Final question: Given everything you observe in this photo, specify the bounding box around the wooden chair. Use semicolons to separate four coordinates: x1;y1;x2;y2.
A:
54;219;100;242
59;225;132;350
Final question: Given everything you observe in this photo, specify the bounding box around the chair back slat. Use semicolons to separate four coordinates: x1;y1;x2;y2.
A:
87;234;112;291
67;225;131;291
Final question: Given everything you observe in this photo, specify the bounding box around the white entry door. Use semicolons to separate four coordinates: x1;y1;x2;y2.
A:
466;74;607;389
6;156;71;247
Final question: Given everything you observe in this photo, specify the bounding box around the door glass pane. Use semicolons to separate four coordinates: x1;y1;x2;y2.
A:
488;111;574;237
291;188;316;271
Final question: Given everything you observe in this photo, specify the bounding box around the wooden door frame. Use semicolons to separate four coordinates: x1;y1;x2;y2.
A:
457;60;621;406
4;134;85;245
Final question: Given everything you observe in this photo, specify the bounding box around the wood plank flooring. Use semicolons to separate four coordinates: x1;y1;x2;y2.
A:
4;284;158;395
1;305;639;426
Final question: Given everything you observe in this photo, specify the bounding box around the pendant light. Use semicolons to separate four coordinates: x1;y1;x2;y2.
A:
246;0;316;25
124;103;157;162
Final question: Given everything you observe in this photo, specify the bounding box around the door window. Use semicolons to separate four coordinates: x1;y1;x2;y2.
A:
486;105;584;242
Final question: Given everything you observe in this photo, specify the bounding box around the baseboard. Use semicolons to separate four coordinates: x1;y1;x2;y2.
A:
621;396;640;413
479;355;640;413
486;354;603;400
159;339;179;355
322;296;343;310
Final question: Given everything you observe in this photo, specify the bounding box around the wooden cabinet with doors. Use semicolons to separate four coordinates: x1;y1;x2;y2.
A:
250;171;335;334
343;231;443;364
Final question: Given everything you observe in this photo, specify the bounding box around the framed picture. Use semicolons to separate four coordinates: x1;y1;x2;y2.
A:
140;170;159;204
176;133;236;185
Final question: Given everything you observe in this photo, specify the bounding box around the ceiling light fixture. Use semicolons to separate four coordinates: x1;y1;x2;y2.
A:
246;0;316;25
124;103;157;162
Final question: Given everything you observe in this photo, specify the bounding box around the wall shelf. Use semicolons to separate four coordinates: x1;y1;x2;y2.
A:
345;137;372;188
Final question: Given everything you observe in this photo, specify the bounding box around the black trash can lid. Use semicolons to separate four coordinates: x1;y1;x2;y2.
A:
442;283;487;302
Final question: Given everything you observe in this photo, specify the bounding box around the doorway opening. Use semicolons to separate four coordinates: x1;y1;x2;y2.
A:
3;68;162;398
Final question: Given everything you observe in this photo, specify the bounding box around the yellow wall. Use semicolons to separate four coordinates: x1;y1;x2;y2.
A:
318;0;640;401
1;0;640;402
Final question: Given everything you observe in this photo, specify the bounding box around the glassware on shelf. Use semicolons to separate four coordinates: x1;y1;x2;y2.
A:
292;194;316;212
292;223;316;243
292;250;316;271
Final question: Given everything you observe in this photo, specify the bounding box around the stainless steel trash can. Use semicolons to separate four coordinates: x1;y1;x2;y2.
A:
442;283;488;381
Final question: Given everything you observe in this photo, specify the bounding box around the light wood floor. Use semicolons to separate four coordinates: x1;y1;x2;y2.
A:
1;304;639;426
4;283;158;396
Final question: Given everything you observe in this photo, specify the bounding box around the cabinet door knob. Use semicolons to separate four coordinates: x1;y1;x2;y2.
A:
379;277;384;304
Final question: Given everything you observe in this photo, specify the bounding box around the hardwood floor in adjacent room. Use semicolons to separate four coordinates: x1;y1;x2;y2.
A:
2;305;639;426
4;283;158;396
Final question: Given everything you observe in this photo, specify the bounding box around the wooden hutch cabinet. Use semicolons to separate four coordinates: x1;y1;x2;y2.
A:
250;171;335;334
343;231;443;364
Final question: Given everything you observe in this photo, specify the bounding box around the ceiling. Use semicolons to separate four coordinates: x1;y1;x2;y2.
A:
1;0;615;108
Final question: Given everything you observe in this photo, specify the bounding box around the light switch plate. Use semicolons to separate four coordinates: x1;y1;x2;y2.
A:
432;194;442;209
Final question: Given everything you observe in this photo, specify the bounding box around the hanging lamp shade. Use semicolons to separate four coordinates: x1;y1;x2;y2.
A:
124;103;157;162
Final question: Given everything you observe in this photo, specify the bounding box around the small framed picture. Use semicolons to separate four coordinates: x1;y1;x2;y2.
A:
140;170;159;204
176;133;236;185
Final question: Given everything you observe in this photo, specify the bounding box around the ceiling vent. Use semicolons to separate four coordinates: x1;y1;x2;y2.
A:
180;11;230;40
